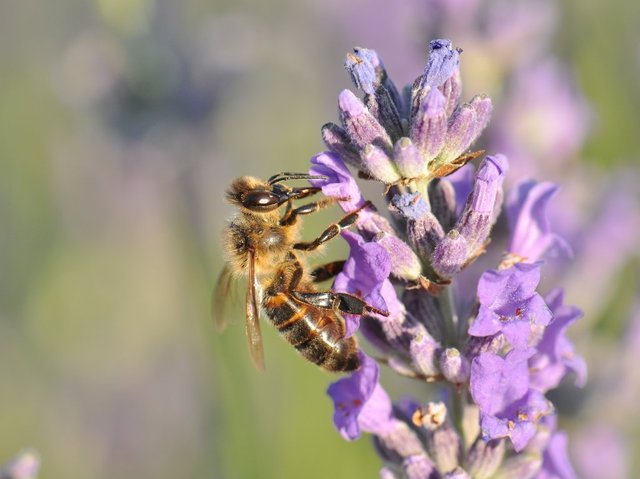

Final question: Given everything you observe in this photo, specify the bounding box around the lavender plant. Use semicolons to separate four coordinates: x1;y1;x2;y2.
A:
309;40;586;478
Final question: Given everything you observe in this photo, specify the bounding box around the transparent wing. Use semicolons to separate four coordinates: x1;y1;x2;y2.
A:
212;265;234;331
245;250;265;371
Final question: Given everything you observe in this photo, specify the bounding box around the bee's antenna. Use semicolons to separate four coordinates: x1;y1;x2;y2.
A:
268;172;328;185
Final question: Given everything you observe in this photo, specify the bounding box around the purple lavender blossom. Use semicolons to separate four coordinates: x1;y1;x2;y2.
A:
303;35;585;478
480;390;553;452
309;151;366;213
327;352;396;440
537;430;577;479
507;180;571;263
469;263;552;349
470;348;534;416
332;230;399;336
529;289;587;391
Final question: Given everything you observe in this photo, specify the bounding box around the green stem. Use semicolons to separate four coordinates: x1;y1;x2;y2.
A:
441;282;459;347
450;384;466;439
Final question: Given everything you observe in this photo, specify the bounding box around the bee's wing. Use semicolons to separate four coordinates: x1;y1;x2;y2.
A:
246;250;265;371
212;264;234;331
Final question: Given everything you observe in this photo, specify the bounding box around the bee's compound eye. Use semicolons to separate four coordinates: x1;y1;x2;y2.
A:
242;191;280;210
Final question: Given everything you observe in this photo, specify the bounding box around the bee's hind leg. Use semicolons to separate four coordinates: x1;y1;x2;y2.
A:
291;291;389;317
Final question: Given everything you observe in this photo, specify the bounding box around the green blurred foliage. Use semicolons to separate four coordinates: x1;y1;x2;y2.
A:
0;0;638;478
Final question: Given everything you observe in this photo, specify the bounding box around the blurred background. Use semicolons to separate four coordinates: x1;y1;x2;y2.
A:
0;0;639;477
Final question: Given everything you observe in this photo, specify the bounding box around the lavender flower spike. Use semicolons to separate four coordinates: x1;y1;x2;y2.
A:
302;35;586;479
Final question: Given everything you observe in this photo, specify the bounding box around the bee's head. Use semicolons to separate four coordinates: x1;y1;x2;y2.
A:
226;176;282;213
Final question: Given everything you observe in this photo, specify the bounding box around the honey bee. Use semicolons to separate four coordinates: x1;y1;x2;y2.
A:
213;172;388;372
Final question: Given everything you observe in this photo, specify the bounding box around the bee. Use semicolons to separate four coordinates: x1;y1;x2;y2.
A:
213;172;388;372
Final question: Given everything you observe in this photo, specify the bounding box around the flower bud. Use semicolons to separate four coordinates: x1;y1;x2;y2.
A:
375;232;422;280
363;144;401;183
409;331;440;377
427;422;461;473
410;88;447;164
436;95;492;166
373;421;427;464
394;137;425;178
431;229;469;279
345;50;377;95
402;455;437;479
367;87;404;142
338;89;393;151
321;122;361;168
466;438;505;479
440;68;462;117
407;212;445;263
457;154;508;253
439;348;470;384
493;453;542;479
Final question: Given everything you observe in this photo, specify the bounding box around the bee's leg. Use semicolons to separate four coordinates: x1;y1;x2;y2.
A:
280;197;341;226
287;186;322;201
293;201;372;251
310;260;345;282
291;291;389;317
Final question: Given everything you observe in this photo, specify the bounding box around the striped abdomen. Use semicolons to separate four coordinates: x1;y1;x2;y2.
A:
262;292;360;372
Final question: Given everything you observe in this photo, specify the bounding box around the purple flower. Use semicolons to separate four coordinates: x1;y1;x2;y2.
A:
309;151;395;236
507;180;571;263
536;431;577;479
327;352;395;440
469;263;552;349
333;230;394;336
480;390;553;452
529;289;587;391
309;151;366;213
470;348;535;416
